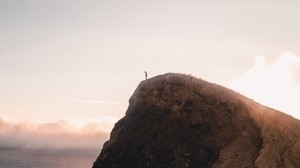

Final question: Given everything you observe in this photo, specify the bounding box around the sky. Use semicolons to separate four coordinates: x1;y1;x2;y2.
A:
1;0;300;150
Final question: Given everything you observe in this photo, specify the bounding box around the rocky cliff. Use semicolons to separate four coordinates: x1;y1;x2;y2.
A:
92;73;300;168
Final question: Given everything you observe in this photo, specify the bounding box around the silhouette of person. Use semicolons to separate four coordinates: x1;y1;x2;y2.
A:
144;71;148;80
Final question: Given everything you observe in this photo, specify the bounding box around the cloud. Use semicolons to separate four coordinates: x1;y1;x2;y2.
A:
65;99;127;105
0;115;111;150
232;52;300;119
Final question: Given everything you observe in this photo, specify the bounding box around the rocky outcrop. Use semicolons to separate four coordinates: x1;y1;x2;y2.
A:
92;73;300;168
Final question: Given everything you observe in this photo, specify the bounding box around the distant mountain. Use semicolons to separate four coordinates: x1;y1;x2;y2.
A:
92;73;300;168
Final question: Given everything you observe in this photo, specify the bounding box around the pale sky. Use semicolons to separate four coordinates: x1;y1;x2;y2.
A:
1;0;300;149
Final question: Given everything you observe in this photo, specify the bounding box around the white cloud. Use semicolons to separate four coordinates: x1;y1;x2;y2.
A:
65;99;127;105
0;115;110;150
232;52;300;119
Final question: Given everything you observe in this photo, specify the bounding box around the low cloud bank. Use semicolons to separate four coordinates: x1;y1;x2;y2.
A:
233;52;300;119
0;115;110;150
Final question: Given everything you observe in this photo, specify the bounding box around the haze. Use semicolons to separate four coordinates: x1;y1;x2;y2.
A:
1;0;300;150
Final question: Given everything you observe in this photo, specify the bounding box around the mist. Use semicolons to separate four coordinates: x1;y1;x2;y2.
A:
0;115;110;150
233;52;300;119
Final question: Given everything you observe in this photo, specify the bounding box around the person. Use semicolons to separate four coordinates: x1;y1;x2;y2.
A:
144;71;148;80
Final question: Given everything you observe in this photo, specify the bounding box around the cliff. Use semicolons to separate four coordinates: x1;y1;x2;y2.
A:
92;73;300;168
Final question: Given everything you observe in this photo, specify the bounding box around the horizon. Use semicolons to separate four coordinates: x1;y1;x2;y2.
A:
1;0;300;151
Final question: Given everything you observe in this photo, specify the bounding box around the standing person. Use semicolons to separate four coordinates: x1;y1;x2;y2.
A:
144;71;148;80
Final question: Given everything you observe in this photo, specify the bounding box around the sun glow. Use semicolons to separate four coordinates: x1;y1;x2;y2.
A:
233;52;300;119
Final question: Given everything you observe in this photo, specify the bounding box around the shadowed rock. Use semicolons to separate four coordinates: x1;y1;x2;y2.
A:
92;73;300;168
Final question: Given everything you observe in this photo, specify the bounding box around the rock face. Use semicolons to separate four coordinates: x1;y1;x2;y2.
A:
92;73;300;168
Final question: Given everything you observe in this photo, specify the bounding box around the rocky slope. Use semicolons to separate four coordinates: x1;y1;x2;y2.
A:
92;73;300;168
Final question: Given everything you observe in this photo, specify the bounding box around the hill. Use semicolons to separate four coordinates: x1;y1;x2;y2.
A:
92;73;300;168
